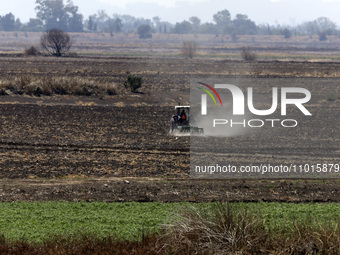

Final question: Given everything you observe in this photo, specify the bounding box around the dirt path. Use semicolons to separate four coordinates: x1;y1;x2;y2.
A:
0;177;339;202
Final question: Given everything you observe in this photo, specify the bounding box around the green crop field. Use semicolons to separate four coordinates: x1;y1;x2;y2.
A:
0;202;339;244
0;202;176;243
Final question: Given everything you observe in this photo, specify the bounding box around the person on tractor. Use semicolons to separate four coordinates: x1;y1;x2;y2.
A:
180;109;187;124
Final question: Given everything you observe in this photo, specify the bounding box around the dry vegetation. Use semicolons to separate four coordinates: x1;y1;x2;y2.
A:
240;46;257;61
0;57;338;180
181;40;197;59
0;234;159;255
24;46;40;56
0;76;117;96
160;203;340;254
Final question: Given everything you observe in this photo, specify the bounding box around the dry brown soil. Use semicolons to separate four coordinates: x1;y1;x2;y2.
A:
0;56;339;202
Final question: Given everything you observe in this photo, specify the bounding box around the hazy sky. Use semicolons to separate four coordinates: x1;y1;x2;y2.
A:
3;0;340;26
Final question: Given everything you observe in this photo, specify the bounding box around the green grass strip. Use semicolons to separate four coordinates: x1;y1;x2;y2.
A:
0;202;339;243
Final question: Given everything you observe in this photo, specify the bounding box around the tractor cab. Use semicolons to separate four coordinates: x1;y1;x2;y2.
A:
173;106;190;126
169;106;204;135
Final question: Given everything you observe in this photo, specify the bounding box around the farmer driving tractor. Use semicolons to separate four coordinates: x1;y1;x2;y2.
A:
170;106;203;135
179;109;187;124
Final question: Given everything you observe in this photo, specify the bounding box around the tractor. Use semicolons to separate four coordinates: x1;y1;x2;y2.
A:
169;106;204;135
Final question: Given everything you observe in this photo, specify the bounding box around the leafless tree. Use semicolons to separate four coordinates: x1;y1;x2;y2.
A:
40;28;72;57
182;40;197;59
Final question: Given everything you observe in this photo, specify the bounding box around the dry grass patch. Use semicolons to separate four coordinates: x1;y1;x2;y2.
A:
76;101;98;106
0;76;118;97
159;202;340;255
115;102;126;107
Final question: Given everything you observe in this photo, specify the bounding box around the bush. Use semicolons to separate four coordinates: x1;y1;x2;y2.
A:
162;202;267;254
106;85;117;95
181;41;197;59
326;92;340;101
124;75;142;93
33;86;42;97
319;31;327;41
282;28;292;39
241;46;256;61
24;46;40;56
231;31;238;42
137;24;152;39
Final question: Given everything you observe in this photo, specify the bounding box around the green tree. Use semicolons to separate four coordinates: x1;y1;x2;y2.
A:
23;18;44;31
152;16;161;32
189;16;201;32
172;20;192;34
35;0;83;32
35;0;67;30
64;1;83;32
200;22;218;34
1;13;15;31
108;18;122;34
88;16;94;31
213;9;231;33
96;10;109;23
232;14;257;35
14;18;22;31
137;24;152;39
315;17;336;35
282;28;292;39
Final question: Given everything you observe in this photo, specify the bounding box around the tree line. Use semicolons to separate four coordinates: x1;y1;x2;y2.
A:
1;0;339;39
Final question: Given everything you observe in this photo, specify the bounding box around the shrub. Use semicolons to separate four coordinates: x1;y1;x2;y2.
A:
137;24;152;39
0;88;7;95
326;92;340;101
24;46;40;56
319;31;327;41
105;85;117;95
231;31;238;42
282;28;292;39
33;86;42;97
124;75;142;93
181;41;197;59
241;46;257;61
162;202;267;254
